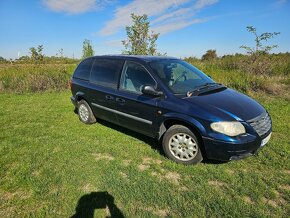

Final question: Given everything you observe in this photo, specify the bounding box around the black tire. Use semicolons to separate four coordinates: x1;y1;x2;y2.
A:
77;100;96;124
162;125;203;165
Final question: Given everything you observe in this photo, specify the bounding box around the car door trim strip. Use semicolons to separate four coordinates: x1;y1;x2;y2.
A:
91;102;152;125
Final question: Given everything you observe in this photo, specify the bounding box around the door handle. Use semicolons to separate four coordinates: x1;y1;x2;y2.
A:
105;95;114;101
116;98;125;104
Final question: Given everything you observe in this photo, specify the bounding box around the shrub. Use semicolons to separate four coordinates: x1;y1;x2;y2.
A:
0;63;76;93
201;50;217;61
184;53;290;99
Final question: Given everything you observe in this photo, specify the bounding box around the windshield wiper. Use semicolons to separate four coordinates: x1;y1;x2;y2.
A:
187;82;222;97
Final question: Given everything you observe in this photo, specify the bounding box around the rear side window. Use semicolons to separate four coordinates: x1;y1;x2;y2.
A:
73;58;94;80
90;59;124;88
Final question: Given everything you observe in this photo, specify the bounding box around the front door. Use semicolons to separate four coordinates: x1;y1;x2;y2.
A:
115;61;159;137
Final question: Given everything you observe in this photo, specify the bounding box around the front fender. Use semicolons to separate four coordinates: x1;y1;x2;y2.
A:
156;112;207;139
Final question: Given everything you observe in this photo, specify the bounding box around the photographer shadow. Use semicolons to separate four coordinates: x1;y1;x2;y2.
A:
71;191;124;218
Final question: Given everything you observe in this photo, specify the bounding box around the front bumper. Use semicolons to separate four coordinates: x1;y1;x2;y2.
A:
202;131;271;161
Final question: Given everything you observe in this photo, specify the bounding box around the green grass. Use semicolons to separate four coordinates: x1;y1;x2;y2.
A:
0;91;289;217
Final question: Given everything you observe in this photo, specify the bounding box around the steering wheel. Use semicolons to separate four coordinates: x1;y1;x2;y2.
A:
172;71;187;85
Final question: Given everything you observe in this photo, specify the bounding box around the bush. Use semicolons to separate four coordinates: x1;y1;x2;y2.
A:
184;53;290;99
201;50;217;61
0;63;76;93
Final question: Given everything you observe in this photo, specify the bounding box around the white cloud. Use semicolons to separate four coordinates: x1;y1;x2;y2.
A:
151;7;193;25
43;0;111;14
105;39;123;47
152;18;208;34
99;0;218;36
99;0;190;35
194;0;218;10
274;0;288;7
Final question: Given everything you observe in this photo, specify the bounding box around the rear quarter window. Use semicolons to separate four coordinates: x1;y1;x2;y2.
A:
90;59;124;89
73;58;94;80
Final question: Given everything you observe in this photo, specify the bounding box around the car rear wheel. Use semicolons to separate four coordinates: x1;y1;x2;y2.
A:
162;125;203;164
77;100;96;124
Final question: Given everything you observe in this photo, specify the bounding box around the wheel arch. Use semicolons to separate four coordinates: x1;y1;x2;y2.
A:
75;92;87;103
157;114;207;156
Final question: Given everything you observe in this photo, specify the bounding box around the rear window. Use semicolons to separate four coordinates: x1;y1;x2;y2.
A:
90;59;124;88
73;58;94;80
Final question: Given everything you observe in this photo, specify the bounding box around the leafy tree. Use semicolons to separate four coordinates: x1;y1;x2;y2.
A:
29;45;44;62
240;26;280;75
240;26;280;55
202;49;217;61
82;39;94;59
59;48;64;57
0;56;6;62
122;13;161;55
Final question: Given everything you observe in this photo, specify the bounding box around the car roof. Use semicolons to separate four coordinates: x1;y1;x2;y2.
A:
91;54;179;62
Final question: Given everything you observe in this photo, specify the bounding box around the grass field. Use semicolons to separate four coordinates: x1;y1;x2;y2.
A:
0;91;289;217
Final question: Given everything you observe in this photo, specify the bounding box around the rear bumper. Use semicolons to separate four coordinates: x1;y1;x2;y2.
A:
202;132;270;161
70;96;77;107
70;96;78;114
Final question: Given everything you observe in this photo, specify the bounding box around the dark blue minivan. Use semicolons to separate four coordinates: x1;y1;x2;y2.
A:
70;55;272;164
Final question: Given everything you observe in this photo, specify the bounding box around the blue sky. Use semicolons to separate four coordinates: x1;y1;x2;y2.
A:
0;0;289;59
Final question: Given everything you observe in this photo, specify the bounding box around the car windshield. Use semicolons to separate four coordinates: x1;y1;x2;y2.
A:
149;59;215;95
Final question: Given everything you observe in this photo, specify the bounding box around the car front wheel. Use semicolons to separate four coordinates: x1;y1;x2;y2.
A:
162;125;203;165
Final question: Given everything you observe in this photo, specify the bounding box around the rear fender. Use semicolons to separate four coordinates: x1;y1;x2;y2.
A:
75;92;86;102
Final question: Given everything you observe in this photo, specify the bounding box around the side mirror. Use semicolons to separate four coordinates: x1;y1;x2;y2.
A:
141;85;163;97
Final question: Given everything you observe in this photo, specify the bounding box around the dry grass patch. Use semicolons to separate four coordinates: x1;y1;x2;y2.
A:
93;153;114;161
82;183;98;193
225;169;235;175
150;171;187;189
283;169;290;175
137;157;162;171
32;170;41;177
138;164;150;171
142;157;162;165
279;185;290;191
0;205;17;218
142;206;169;217
208;180;227;187
52;146;61;153
262;197;278;208
1;189;32;200
272;190;287;205
164;172;181;185
120;172;128;179
242;196;255;205
133;201;170;217
122;159;131;166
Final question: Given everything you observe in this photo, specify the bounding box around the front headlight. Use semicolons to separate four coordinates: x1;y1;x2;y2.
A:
210;121;245;136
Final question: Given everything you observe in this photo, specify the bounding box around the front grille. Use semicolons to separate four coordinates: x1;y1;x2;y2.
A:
247;112;272;136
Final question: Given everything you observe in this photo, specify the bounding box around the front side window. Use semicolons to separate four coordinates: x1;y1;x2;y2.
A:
120;61;156;94
73;58;94;80
149;60;214;94
90;59;124;88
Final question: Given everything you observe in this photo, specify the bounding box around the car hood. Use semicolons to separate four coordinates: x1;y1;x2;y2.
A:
184;88;265;121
